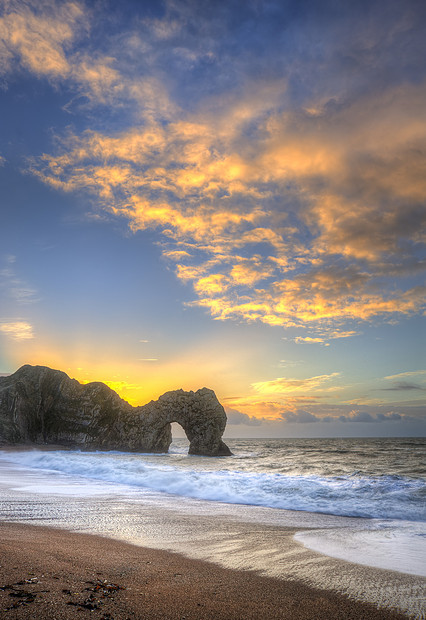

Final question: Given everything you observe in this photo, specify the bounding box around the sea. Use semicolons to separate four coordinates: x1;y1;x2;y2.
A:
0;437;425;617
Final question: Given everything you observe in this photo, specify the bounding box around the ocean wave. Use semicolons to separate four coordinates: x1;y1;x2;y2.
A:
2;449;425;522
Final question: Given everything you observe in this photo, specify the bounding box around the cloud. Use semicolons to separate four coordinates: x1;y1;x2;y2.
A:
381;381;425;391
0;1;146;109
252;373;340;394
332;410;416;424
282;410;319;424
0;1;84;78
278;359;303;367
294;330;359;345
220;390;426;430
225;408;265;426
282;409;415;424
343;411;375;423
384;370;426;380
381;371;426;392
376;412;403;422
0;256;39;305
294;336;330;346
31;87;426;331
4;0;426;333
0;321;34;340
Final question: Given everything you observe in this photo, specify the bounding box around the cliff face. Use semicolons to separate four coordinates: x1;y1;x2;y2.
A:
0;365;232;456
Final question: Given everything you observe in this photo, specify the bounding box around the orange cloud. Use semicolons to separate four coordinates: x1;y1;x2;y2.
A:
230;259;275;287
15;3;425;334
0;2;86;79
252;373;340;394
294;336;330;345
194;274;229;295
0;3;81;77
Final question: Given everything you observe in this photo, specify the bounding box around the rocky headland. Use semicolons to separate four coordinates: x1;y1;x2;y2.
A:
0;365;232;456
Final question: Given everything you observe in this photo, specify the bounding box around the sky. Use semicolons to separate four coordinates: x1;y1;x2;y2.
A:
0;0;425;438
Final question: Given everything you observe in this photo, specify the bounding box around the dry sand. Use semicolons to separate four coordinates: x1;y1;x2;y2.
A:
0;522;407;619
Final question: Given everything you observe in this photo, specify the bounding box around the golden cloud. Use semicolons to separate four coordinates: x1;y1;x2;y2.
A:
0;1;82;78
194;274;229;296
252;373;340;395
10;1;424;333
294;336;330;345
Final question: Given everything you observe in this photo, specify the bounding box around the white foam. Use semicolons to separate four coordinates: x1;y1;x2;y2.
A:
295;522;426;577
2;450;424;521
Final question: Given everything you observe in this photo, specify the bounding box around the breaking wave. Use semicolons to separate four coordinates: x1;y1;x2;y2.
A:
3;449;425;521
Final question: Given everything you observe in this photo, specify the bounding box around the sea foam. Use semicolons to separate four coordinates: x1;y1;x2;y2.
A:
2;449;425;522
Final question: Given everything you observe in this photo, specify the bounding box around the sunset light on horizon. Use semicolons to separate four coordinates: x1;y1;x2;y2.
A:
1;0;425;438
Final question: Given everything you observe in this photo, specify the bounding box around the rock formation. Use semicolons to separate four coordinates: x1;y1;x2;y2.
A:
0;365;232;456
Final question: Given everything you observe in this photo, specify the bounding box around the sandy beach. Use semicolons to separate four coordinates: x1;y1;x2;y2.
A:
0;522;409;619
1;447;425;619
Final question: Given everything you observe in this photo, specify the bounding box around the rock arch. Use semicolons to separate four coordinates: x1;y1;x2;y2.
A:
0;365;232;457
130;388;232;456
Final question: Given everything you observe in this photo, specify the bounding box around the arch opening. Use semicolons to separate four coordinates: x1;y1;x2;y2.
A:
170;422;190;453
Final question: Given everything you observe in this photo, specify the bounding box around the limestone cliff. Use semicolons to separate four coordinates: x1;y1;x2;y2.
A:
0;365;232;456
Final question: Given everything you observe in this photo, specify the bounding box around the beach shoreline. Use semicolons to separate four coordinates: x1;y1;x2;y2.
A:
0;522;408;619
1;446;425;618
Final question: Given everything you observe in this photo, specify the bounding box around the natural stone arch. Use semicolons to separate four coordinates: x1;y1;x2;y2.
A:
130;388;232;456
0;366;232;457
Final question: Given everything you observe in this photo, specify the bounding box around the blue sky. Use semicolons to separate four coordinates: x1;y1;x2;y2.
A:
0;0;425;437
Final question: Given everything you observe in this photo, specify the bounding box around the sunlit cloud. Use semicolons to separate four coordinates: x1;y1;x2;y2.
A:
0;1;83;78
29;84;426;332
225;407;265;426
0;321;34;340
221;386;426;425
294;330;359;345
221;392;425;429
294;337;330;346
385;370;426;381
2;0;425;337
0;0;153;110
252;373;340;395
222;397;290;421
381;371;426;393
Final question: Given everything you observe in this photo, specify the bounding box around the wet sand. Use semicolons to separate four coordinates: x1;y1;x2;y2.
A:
0;522;407;619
